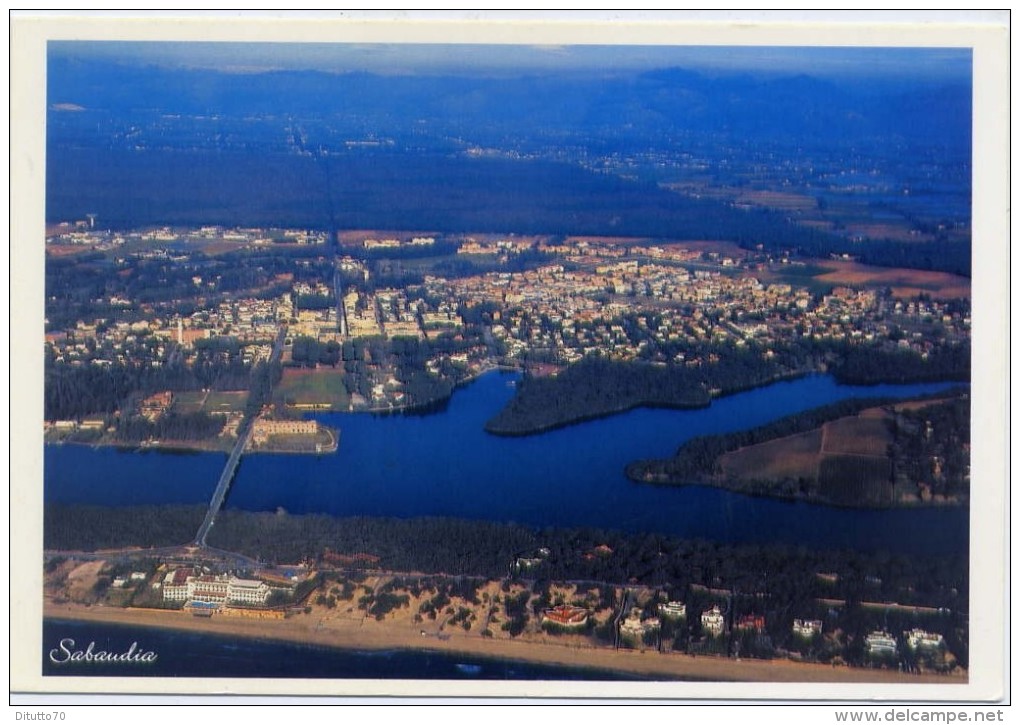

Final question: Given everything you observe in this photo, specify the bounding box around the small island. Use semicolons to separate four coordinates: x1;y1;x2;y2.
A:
626;392;969;508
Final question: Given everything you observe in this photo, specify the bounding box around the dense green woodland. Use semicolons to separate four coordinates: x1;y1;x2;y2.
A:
485;341;970;436
44;505;207;550
891;397;971;499
486;351;785;435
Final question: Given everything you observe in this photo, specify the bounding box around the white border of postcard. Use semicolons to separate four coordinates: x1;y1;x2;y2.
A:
9;10;1010;704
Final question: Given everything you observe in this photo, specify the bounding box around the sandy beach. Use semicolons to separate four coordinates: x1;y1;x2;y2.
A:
43;600;966;685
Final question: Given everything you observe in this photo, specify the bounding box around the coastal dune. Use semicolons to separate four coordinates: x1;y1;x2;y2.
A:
43;602;965;686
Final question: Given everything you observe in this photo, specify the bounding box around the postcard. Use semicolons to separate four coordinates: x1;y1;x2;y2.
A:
10;11;1009;706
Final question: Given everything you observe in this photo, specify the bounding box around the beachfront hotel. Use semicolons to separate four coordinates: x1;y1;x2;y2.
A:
162;570;272;607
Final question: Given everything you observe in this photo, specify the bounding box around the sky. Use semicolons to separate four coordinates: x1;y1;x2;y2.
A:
49;41;972;83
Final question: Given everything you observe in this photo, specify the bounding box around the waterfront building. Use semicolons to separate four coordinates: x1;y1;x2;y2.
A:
228;577;272;606
162;568;193;602
251;418;319;445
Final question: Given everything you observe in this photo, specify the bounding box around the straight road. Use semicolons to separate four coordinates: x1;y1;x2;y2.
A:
193;327;286;547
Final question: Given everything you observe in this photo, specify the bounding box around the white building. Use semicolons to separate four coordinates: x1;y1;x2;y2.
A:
905;629;944;651
658;601;687;620
793;619;823;638
228;577;271;606
162;571;272;607
865;631;898;656
619;608;660;639
701;605;726;635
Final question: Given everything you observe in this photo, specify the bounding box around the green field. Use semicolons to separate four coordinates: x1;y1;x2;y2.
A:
170;390;248;415
276;368;350;410
172;391;207;414
204;391;249;414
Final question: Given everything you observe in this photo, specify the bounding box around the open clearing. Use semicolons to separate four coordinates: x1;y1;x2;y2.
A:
204;391;249;414
276;367;350;410
172;391;207;414
821;416;892;457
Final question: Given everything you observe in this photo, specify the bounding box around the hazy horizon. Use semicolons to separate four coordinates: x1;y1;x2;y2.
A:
49;41;972;84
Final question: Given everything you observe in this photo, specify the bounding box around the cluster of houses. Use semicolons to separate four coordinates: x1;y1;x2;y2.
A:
864;628;946;658
539;597;946;662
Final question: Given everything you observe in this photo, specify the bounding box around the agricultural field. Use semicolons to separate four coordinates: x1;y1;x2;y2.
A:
715;410;897;506
754;258;971;299
734;190;819;212
818;455;893;507
718;429;822;482
812;261;971;299
820;416;892;457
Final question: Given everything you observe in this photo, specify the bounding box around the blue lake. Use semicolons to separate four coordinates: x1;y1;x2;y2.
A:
44;373;968;555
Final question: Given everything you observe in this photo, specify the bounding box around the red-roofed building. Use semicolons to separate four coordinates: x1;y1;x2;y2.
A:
140;391;173;422
735;614;766;632
541;605;589;629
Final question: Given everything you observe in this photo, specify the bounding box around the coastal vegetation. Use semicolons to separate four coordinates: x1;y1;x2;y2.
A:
44;504;207;551
44;507;967;614
43;507;969;671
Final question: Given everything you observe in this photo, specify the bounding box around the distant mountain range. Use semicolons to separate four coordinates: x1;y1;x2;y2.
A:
47;56;971;152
